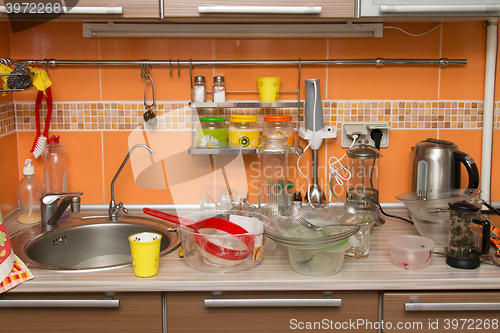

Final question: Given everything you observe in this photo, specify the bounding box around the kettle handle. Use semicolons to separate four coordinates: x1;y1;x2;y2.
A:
472;219;490;256
453;151;480;189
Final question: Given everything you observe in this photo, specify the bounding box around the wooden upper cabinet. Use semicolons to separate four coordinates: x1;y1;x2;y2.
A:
69;0;161;19
162;1;356;20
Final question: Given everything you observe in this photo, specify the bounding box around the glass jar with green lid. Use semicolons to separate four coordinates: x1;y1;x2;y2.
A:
228;115;260;148
196;117;227;148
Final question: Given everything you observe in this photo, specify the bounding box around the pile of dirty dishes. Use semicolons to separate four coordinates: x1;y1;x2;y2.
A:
265;207;360;276
178;210;268;274
396;188;480;247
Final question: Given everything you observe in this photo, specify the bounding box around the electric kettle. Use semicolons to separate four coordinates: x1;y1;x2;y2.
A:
411;138;479;192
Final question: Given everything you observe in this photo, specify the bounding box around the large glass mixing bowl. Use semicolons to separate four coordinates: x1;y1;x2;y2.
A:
396;188;481;247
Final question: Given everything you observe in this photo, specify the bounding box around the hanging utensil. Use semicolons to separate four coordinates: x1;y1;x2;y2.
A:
141;62;157;127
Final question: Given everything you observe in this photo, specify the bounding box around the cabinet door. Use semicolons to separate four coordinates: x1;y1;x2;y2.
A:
383;291;500;333
0;292;162;332
167;291;379;332
72;0;160;19
163;1;355;19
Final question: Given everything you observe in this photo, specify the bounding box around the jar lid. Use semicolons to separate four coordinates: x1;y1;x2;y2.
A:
264;115;292;122
194;76;205;83
213;76;225;83
200;117;226;122
230;115;258;123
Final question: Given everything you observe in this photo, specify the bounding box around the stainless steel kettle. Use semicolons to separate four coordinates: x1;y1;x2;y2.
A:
411;138;479;192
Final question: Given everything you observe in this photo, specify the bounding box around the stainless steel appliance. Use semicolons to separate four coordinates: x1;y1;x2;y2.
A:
411;138;479;192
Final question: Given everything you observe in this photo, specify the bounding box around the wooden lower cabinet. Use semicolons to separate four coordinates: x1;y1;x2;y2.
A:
383;291;500;333
0;292;162;332
166;291;379;332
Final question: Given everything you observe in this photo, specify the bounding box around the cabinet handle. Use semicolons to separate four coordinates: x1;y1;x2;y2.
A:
198;6;321;15
380;5;500;13
205;298;341;307
405;301;500;311
0;297;119;308
0;7;123;14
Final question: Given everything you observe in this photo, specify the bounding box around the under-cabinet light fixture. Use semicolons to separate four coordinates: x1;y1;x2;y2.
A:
82;23;383;38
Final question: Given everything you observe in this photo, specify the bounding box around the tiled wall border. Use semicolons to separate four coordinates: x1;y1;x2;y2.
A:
5;100;498;132
0;102;15;136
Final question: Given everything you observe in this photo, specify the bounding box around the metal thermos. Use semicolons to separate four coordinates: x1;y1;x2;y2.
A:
411;138;479;193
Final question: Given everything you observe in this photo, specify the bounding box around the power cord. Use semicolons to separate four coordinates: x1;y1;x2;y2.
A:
370;130;414;224
384;23;442;37
328;134;358;202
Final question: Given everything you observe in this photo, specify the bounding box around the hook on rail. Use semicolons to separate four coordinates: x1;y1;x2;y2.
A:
141;60;157;127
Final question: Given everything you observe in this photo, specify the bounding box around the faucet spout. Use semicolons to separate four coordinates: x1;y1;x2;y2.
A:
41;192;83;232
109;144;155;221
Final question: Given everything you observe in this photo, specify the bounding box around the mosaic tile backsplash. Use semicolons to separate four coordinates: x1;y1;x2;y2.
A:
1;100;496;136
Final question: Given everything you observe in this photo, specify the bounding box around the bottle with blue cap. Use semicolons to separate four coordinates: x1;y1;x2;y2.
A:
16;159;43;224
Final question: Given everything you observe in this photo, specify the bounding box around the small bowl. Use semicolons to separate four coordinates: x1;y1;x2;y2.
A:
388;235;435;270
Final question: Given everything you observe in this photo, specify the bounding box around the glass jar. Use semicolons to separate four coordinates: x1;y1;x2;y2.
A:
258;136;302;217
212;76;226;103
262;115;294;145
193;76;206;103
228;115;259;148
196;117;227;148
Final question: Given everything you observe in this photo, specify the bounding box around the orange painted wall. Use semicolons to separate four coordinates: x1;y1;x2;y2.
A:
1;21;498;211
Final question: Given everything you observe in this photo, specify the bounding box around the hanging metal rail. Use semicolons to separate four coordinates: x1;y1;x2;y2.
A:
7;57;467;67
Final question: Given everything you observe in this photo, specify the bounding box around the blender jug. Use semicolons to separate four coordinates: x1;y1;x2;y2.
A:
446;200;490;269
258;136;301;217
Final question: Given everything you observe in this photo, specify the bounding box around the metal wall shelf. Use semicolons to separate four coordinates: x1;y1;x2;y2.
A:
188;147;258;155
190;101;301;109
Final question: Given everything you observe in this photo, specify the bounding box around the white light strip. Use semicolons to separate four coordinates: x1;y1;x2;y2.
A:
0;6;122;14
380;5;500;13
82;23;383;38
198;6;321;14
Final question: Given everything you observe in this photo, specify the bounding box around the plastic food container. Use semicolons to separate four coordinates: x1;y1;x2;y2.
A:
262;115;293;145
388;235;435;270
196;117;227;148
228;115;260;148
179;210;267;273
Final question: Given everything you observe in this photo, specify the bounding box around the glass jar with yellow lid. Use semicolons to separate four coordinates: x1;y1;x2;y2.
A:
262;115;294;145
228;115;260;148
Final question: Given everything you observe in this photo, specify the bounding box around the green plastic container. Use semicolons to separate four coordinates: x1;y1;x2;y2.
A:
196;117;228;148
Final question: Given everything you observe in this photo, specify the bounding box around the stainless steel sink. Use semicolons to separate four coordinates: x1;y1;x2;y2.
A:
10;214;181;270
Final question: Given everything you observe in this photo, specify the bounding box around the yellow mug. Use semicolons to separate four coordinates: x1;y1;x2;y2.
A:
257;77;280;102
129;232;162;278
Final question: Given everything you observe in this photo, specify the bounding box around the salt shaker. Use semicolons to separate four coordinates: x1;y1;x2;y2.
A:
193;76;206;103
212;76;226;103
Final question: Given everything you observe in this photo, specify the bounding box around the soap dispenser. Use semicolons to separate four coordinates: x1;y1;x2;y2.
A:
17;159;43;224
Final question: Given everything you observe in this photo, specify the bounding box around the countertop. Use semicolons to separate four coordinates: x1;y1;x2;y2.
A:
5;208;500;293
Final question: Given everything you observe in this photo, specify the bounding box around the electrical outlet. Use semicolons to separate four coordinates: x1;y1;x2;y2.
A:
340;122;390;148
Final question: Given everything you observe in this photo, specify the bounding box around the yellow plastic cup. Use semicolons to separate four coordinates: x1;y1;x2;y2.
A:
129;232;162;278
257;77;281;102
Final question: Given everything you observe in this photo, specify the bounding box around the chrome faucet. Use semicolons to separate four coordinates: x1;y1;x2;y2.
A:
108;144;155;221
41;192;83;232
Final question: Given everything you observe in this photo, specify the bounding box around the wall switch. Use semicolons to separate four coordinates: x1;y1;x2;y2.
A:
340;122;390;148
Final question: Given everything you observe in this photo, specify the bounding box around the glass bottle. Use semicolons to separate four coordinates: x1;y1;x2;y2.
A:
212;76;226;103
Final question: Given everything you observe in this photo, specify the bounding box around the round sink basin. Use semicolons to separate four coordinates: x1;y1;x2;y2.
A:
10;215;181;270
